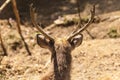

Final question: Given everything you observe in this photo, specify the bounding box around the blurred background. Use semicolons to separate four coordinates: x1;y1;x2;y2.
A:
0;0;120;80
0;0;120;25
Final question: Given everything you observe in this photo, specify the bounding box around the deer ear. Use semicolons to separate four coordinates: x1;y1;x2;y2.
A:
69;34;83;48
36;34;52;49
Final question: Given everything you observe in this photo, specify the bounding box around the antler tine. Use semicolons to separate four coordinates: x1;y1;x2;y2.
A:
67;5;95;41
30;4;54;42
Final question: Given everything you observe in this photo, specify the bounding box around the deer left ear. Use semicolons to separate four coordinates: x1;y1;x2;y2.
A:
69;34;83;49
36;34;52;49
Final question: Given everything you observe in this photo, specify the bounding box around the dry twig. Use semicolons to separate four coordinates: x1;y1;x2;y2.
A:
0;0;11;13
11;0;32;55
0;28;7;56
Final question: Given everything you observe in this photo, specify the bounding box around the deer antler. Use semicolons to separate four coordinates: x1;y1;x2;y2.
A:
30;5;54;42
67;5;95;41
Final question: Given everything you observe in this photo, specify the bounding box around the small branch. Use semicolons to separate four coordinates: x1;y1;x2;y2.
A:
85;29;95;39
11;0;32;55
76;0;82;28
0;28;7;56
0;0;11;13
11;0;21;33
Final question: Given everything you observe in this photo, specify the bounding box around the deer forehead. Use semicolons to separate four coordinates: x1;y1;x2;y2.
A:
54;38;70;45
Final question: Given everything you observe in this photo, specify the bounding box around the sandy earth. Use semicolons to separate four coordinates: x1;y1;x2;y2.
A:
0;11;120;80
1;38;120;80
0;0;120;80
72;39;120;80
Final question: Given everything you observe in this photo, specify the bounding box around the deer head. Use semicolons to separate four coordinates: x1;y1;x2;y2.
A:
30;4;95;80
30;5;95;53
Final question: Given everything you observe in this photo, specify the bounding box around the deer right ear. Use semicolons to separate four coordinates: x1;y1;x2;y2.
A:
36;34;52;49
69;34;83;49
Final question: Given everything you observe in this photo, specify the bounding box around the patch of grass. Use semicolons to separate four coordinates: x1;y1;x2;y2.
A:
0;73;6;80
63;16;89;26
107;28;120;38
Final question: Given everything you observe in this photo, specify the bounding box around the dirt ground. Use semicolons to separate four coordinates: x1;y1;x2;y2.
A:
0;0;120;80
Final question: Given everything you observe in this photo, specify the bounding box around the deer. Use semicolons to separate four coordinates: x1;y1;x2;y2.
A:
30;4;95;80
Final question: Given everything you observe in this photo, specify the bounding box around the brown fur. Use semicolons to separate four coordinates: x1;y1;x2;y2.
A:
41;38;73;80
31;3;94;80
30;5;95;80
